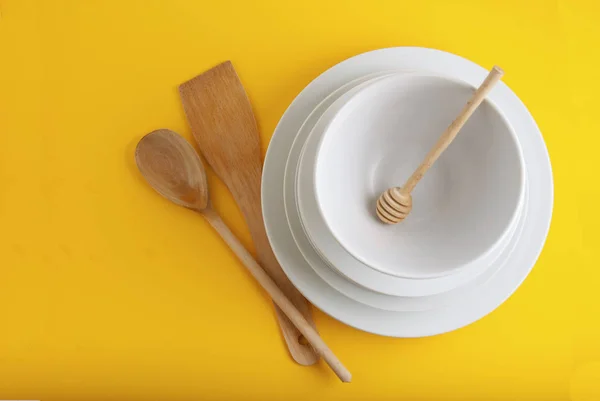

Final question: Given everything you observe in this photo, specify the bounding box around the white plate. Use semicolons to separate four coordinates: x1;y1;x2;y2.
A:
263;47;553;337
284;72;529;310
295;73;525;296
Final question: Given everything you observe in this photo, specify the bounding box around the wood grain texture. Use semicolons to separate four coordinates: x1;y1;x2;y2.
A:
179;61;319;365
134;129;350;381
135;129;209;211
376;66;504;224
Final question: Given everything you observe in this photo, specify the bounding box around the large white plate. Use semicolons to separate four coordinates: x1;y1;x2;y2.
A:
293;72;525;297
262;47;553;337
283;71;529;310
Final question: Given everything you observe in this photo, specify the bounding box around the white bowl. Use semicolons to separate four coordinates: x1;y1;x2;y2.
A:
296;73;525;296
285;71;529;309
313;72;526;279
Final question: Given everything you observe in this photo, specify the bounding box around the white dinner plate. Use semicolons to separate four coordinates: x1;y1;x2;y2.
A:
284;71;529;310
294;72;525;297
263;47;553;337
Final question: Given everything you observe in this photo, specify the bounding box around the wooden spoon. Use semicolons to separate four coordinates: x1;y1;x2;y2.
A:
376;66;504;224
135;129;351;382
179;61;318;365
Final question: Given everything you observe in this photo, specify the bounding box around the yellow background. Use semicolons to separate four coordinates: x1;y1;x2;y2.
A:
0;0;598;399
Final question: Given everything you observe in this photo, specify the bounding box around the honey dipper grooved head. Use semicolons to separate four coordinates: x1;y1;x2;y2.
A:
376;187;413;224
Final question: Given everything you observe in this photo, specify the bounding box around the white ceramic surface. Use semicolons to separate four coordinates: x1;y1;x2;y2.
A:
313;72;525;279
284;71;530;310
263;47;553;337
294;73;525;297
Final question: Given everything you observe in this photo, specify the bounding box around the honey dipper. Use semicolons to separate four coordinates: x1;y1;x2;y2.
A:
376;66;504;224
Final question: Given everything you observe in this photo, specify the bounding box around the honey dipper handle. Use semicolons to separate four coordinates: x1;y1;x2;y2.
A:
201;207;352;383
401;66;504;195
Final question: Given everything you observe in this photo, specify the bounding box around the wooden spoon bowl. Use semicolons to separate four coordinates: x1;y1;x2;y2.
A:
135;129;209;211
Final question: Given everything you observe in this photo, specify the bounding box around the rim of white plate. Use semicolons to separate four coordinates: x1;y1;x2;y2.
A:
262;47;553;337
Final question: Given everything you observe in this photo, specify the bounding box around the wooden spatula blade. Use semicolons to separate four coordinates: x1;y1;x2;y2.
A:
179;61;261;184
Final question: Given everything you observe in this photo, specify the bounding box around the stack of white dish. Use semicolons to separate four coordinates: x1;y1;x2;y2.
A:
262;47;553;337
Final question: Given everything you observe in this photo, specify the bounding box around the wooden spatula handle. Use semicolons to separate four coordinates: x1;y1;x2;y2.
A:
232;188;319;364
202;207;352;382
401;66;504;195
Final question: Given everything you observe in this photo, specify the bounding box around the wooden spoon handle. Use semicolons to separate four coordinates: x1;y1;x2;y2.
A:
202;208;352;383
401;66;504;195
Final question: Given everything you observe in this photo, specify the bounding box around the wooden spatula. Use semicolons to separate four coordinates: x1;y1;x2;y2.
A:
179;61;319;365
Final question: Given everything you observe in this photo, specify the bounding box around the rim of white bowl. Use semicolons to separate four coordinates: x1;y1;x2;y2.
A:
312;71;527;280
